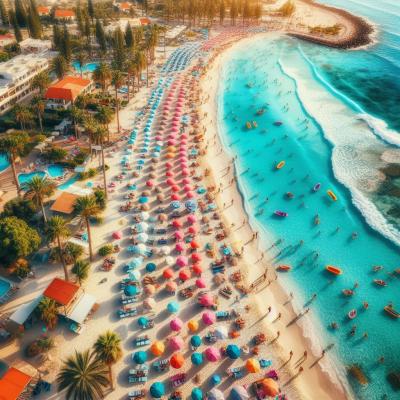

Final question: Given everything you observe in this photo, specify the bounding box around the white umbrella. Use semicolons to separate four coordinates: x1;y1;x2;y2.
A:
137;222;148;232
129;270;141;280
160;246;171;255
215;325;228;339
137;243;147;254
208;388;225;400
165;256;174;266
144;297;156;309
137;232;149;243
140;211;150;221
231;386;249;400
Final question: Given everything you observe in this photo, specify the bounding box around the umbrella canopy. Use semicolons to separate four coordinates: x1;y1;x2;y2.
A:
258;378;279;397
174;231;184;240
137;232;149;243
215;325;228;340
124;285;139;296
138;316;149;327
211;374;222;385
199;293;214;307
160;246;171;255
192;264;203;275
144;284;156;295
202;311;216;325
188;226;197;234
167;301;180;313
195;278;207;288
129;270;141;281
175;242;185;252
166;281;177;292
191;253;202;262
150;341;165;356
169;336;184;351
146;262;157;272
230;386;249;400
188;319;199;332
140;211;150;221
172;220;182;228
208;388;224;400
205;347;221;362
144;298;156;309
245;358;261;373
133;351;148;364
192;388;203;400
190;335;202;348
150;382;165;398
112;231;122;239
163;268;174;279
226;344;241;359
165;256;174;266
176;256;188;267
170;317;183;331
191;352;204;365
190;240;200;249
179;269;191;281
170;352;185;369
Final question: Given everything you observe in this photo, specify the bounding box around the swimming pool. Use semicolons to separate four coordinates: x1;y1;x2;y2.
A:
58;173;79;190
0;278;11;299
0;153;9;172
18;164;65;184
72;61;99;73
18;171;46;184
47;164;65;178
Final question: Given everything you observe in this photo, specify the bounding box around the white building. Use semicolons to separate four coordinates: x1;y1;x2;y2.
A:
19;38;52;54
0;53;53;114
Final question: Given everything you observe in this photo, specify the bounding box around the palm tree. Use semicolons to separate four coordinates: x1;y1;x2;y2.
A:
93;62;111;92
71;259;90;285
92;125;108;199
74;195;101;261
111;69;123;134
95;106;113;142
135;50;146;88
37;297;58;329
51;55;68;79
0;131;29;194
31;96;45;132
46;216;71;281
31;71;51;96
93;331;122;390
57;350;109;400
83;115;97;158
125;57;137;102
13;104;33;130
23;175;56;223
76;52;87;78
70;106;83;139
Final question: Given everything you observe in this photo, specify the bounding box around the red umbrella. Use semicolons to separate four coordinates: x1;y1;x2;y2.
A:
190;240;200;249
186;191;194;199
172;220;182;228
174;231;184;240
166;171;173;177
171;193;181;201
179;269;191;281
171;185;180;192
195;278;206;288
187;215;197;224
192;264;203;275
191;253;201;262
188;226;197;234
166;178;175;186
163;268;174;279
175;242;185;252
170;352;184;369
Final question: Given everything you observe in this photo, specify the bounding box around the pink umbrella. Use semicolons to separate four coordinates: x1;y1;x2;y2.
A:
171;185;180;192
196;278;207;289
191;253;202;262
175;242;185;252
165;281;177;292
167;178;175;186
155;135;162;141
176;256;188;267
188;226;197;234
183;185;192;192
112;231;122;240
205;347;221;362
199;293;214;307
146;180;154;187
186;191;194;199
181;134;188;139
170;317;183;331
171;193;181;201
187;215;197;224
166;171;173;177
174;231;184;240
172;220;182;228
169;336;184;351
165;162;173;168
168;140;176;146
182;177;190;184
145;284;156;295
202;311;216;325
182;168;190;176
171;127;179;132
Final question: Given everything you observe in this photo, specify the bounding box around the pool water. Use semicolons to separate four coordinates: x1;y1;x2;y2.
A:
72;61;99;73
58;174;79;190
18;164;65;184
18;171;46;184
47;164;64;178
0;278;11;298
0;153;9;172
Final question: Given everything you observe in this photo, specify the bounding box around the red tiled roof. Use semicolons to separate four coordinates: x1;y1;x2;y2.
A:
140;17;151;25
37;6;50;15
45;76;92;102
44;278;79;306
0;33;14;40
119;2;131;10
55;9;76;18
0;367;32;400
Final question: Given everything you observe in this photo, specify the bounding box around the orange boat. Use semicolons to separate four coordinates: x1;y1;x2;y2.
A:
276;161;285;170
276;265;291;272
326;265;342;275
384;305;400;319
374;279;387;287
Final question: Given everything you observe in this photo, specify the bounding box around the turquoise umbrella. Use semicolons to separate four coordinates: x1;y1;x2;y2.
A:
146;262;156;272
211;374;221;385
133;350;147;364
226;344;241;360
190;335;202;348
167;301;180;313
191;387;203;400
150;382;165;398
191;352;204;365
139;196;148;204
124;285;138;296
138;316;149;327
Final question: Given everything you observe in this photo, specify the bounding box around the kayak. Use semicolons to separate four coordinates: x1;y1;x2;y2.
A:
326;265;342;275
276;265;291;272
276;161;285;170
313;183;321;192
327;190;338;201
246;121;252;129
342;289;354;296
384;305;400;318
348;309;357;319
252;121;258;128
274;210;288;217
374;279;387;287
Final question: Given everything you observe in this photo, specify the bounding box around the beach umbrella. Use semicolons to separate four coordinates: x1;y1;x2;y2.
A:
140;211;150;221
245;358;261;373
144;284;156;295
190;335;202;348
175;242;185;252
169;336;184;351
226;344;241;359
191;352;204;366
172;220;182;229
195;278;207;289
137;243;147;255
129;270;141;281
170;353;185;369
141;204;150;211
187;319;199;332
137;222;148;232
230;386;249;400
192;253;202;262
176;256;188;267
179;269;191;281
165;256;175;266
171;194;181;201
191;240;200;250
150;382;165;399
146;262;157;273
199;293;214;307
192;388;203;400
124;285;139;296
182;168;190;176
258;378;279;397
112;231;122;240
167;178;175;186
208;388;224;400
211;375;222;385
167;301;180;313
158;213;168;222
205;347;221;362
174;231;184;240
184;184;192;192
157;193;165;202
192;264;203;276
187;215;197;224
137;232;149;243
150;341;165;356
188;226;197;234
186;191;194;198
166;170;173;177
182;177;190;184
133;351;148;364
215;326;228;340
170;317;183;331
146;180;154;187
144;298;156;310
202;311;216;325
171;185;180;192
160;246;171;255
165;281;177;293
139;196;149;204
127;257;143;270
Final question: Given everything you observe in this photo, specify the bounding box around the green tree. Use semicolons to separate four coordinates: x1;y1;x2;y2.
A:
76;51;87;78
112;27;125;70
61;25;72;61
0;131;29;194
0;0;9;25
93;331;122;390
93;62;111;91
74;195;101;261
37;297;58;329
52;24;62;49
95;105;113;142
14;0;27;27
13;104;34;130
51;55;68;79
27;0;42;38
125;22;133;48
71;259;90;285
57;350;109;400
23;175;55;223
31;96;45;132
31;71;50;96
46;216;71;281
135;50;146;88
87;0;95;21
0;217;41;264
92;125;108;199
9;10;22;42
111;69;123;134
76;0;84;35
1;198;36;223
125;56;137;102
95;19;107;54
70;106;83;138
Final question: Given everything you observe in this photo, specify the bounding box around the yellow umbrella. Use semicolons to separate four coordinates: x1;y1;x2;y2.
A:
150;341;165;356
245;358;261;373
187;319;199;332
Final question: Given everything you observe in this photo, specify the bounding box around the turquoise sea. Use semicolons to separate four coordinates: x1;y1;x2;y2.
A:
218;1;400;399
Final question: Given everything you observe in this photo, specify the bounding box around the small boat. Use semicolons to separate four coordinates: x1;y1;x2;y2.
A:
276;265;291;272
246;82;254;88
372;265;384;272
314;214;320;225
274;210;288;217
252;121;258;128
286;192;294;199
384;304;400;319
327;190;337;201
256;108;266;116
373;279;387;287
326;265;342;275
348;309;357;319
342;289;354;297
274;121;283;126
276;161;285;170
246;121;252;129
313;183;321;192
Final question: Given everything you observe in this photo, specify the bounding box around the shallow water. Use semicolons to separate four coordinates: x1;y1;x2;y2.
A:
219;35;400;399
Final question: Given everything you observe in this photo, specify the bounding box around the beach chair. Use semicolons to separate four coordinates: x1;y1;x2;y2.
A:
205;331;217;343
219;286;233;299
152;358;170;372
134;336;150;347
227;367;244;379
121;296;138;305
211;265;225;274
118;309;138;319
142;319;154;329
216;311;230;320
170;373;186;388
129;376;147;383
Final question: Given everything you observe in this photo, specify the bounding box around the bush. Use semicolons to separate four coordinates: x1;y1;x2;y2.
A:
1;198;37;223
34;134;47;143
94;189;107;210
43;146;68;163
73;150;89;166
98;244;114;257
11;258;31;279
87;168;97;177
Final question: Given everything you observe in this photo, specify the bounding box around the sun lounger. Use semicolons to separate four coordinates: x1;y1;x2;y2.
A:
152;358;170;372
128;389;146;400
211;265;225;274
121;296;138;305
118;309;138;318
134;336;150;347
227;367;244;379
129;376;147;383
141;319;154;329
170;373;186;388
205;332;217;343
216;311;230;320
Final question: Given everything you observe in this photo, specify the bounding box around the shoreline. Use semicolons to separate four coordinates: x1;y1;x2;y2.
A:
199;33;351;400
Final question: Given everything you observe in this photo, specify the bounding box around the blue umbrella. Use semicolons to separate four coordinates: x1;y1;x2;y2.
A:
133;351;147;364
171;201;181;209
167;301;179;313
137;159;145;164
138;316;149;327
150;382;165;398
124;285;138;296
146;262;156;272
211;374;221;385
190;335;202;348
191;352;204;365
226;344;241;360
139;197;148;204
191;387;203;400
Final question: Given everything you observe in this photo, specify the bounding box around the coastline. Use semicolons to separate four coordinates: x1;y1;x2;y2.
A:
198;33;352;400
